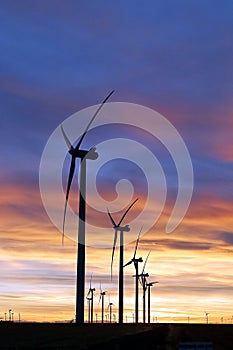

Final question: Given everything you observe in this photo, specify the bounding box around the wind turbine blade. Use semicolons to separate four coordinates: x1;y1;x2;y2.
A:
86;288;91;298
123;259;133;268
107;208;116;227
110;229;118;280
145;275;148;288
117;198;138;226
141;250;151;275
61;125;73;150
133;226;143;259
62;155;76;244
98;281;102;304
75;90;114;151
138;275;143;286
90;273;93;289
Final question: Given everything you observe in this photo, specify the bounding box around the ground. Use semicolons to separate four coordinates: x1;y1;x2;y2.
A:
0;323;232;349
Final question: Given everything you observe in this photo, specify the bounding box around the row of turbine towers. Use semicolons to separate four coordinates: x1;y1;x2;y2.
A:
61;90;157;324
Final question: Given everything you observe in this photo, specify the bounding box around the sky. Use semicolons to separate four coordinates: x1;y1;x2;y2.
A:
0;0;233;323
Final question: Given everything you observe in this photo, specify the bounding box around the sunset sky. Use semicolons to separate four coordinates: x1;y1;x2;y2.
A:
1;1;233;323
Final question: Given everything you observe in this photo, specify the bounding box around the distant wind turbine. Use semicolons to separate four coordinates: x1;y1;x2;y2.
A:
146;281;158;323
98;282;107;323
107;198;138;323
124;227;143;323
205;311;209;324
86;274;95;323
108;294;114;323
138;251;150;323
9;309;12;322
62;90;114;324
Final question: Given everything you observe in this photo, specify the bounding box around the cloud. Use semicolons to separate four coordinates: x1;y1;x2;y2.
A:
217;231;233;246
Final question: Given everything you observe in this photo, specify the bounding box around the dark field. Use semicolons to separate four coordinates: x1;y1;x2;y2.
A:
0;322;232;349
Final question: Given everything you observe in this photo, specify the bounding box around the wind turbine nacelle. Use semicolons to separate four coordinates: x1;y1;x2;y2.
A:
87;147;98;160
118;224;130;232
147;281;158;287
69;147;98;160
138;272;149;278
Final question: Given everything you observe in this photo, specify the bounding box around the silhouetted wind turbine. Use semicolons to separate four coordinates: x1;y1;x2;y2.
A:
124;227;143;324
205;311;209;324
9;309;12;322
108;294;114;323
146;280;158;323
86;296;92;323
62;90;114;324
138;251;150;323
86;274;95;323
98;282;107;323
107;198;138;323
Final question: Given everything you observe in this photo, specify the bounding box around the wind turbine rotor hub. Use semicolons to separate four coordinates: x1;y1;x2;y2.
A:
69;148;98;160
118;225;130;232
139;272;149;278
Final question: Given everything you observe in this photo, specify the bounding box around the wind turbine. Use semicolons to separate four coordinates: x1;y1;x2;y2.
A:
108;294;114;323
107;198;138;323
124;227;143;324
9;309;12;322
86;296;92;323
62;90;114;324
146;280;158;323
138;251;150;323
205;311;209;324
86;274;95;323
98;283;107;323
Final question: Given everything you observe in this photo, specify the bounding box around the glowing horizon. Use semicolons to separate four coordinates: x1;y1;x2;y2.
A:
1;180;232;323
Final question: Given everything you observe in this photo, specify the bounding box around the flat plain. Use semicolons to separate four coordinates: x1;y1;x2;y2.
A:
0;322;232;349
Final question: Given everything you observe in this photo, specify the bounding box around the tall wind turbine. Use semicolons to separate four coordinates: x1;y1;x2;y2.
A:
62;90;114;324
107;198;138;323
98;283;107;323
124;227;143;324
146;281;158;323
138;251;150;323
